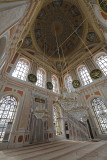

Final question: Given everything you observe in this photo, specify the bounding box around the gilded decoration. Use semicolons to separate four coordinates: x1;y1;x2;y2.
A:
86;32;96;42
97;0;107;15
28;74;37;83
72;80;81;88
17;40;23;50
32;1;85;60
90;69;102;79
47;82;53;90
22;36;32;48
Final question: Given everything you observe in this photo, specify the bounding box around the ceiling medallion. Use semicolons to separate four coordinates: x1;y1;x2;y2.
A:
90;69;102;79
72;80;81;88
47;82;53;90
97;0;107;15
28;74;37;83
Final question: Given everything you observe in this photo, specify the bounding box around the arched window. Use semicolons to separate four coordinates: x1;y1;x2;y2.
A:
95;55;107;76
52;75;59;94
92;98;107;134
78;65;92;86
0;96;18;141
64;74;73;93
36;68;46;88
12;58;30;81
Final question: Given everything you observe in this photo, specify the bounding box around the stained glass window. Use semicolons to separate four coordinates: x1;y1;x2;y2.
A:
92;98;107;134
96;55;107;76
36;68;46;88
52;75;59;94
78;66;92;86
12;58;30;81
0;96;17;141
64;74;73;92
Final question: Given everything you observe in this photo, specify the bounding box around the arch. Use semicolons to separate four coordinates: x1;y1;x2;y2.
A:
94;52;107;76
91;97;107;134
36;67;46;88
77;65;92;86
12;57;30;81
0;95;18;141
0;36;6;59
64;74;73;93
52;75;59;94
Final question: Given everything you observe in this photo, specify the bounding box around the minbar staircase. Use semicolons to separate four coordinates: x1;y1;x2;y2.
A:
0;140;107;160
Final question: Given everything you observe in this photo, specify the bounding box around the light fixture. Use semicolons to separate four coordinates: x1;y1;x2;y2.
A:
58;88;80;111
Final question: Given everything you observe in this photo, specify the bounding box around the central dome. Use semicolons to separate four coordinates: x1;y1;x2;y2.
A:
33;1;84;60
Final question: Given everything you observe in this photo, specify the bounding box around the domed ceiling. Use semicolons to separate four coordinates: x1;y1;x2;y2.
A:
21;0;104;72
32;1;84;60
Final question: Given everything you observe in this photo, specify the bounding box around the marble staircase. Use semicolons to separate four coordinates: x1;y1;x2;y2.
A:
0;140;107;160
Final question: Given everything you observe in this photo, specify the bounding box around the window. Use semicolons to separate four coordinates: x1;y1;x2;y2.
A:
96;55;107;76
12;58;30;81
0;96;18;141
78;66;92;86
36;68;46;88
92;98;107;134
52;75;59;94
64;74;73;93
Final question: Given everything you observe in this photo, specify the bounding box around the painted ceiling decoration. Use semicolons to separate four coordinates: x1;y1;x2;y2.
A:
22;36;32;48
97;0;107;15
86;32;96;42
33;1;84;60
17;39;23;50
19;0;104;72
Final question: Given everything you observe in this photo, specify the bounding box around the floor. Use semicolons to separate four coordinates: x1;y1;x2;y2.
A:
0;140;107;160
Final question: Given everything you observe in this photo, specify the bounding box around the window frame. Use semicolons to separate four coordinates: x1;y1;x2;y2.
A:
77;65;92;86
36;67;46;88
52;75;59;94
91;97;107;134
12;57;30;81
0;95;18;141
95;54;107;76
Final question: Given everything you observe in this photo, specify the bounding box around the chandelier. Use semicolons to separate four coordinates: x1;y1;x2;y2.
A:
58;88;80;111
